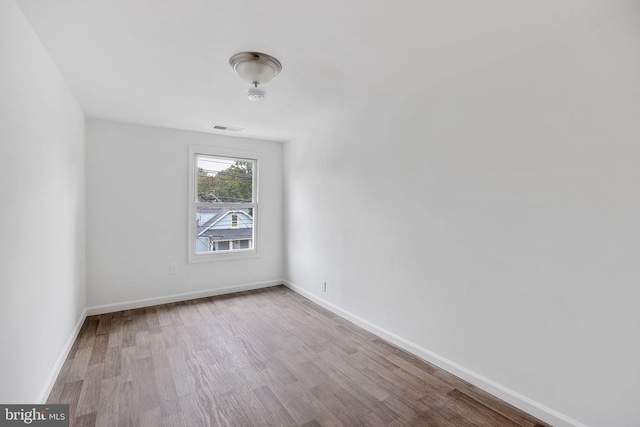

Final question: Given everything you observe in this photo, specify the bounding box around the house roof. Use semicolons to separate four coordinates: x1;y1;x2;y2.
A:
200;227;253;241
197;207;253;240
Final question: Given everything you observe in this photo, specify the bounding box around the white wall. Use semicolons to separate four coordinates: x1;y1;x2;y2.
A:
284;15;640;427
0;0;86;403
86;119;283;311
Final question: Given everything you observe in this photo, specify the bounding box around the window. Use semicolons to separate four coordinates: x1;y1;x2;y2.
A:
189;147;258;262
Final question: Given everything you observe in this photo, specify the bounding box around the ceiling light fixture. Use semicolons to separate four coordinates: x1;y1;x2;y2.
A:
229;52;282;101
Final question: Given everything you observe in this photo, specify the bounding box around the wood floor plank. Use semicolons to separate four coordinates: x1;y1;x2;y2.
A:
267;381;326;426
313;355;396;422
95;313;112;336
135;356;161;411
160;411;187;427
73;412;97;427
392;366;454;397
177;393;218;427
309;384;362;426
75;363;104;416
76;319;99;349
139;407;161;427
361;412;390;427
117;346;140;427
94;376;119;427
46;286;551;427
421;390;501;427
432;368;545;427
447;388;524;427
386;352;439;379
106;317;123;349
155;305;173;328
102;347;121;379
359;364;429;401
159;325;180;349
67;347;92;383
58;380;83;421
166;303;185;327
152;355;181;417
165;347;191;398
148;331;165;354
46;358;73;403
144;307;161;332
389;392;472;427
253;384;298;425
134;330;151;359
316;347;391;401
382;395;438;426
88;334;108;366
210;390;253;427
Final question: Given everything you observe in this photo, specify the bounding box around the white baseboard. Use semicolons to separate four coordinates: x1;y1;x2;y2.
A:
38;309;87;403
283;280;587;427
87;280;282;316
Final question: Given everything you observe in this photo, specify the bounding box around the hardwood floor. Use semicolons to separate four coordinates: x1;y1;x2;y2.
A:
48;286;550;426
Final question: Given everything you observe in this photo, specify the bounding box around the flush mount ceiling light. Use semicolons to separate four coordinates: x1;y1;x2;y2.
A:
229;52;282;101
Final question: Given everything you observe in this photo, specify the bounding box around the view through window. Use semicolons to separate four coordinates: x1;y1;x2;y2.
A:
193;153;256;256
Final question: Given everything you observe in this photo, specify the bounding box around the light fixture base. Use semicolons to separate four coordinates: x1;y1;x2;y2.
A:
248;88;265;101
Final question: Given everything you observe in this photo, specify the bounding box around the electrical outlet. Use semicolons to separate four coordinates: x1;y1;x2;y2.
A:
321;280;327;292
169;263;177;275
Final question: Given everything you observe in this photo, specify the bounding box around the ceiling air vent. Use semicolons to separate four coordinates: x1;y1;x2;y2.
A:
211;124;244;132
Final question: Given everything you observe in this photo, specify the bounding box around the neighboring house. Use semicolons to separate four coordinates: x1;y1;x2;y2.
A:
196;207;253;252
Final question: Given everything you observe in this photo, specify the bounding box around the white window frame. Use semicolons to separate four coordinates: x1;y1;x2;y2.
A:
188;146;260;263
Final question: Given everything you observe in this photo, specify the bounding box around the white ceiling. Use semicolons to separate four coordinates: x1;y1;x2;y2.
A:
15;0;640;141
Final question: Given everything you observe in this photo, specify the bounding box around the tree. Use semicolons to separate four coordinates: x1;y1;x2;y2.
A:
198;161;253;203
197;168;216;200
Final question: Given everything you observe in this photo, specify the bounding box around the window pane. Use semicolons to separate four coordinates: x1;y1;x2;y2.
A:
196;206;253;253
197;155;253;203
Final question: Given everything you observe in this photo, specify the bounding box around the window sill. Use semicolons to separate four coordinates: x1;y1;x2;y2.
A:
188;250;260;263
